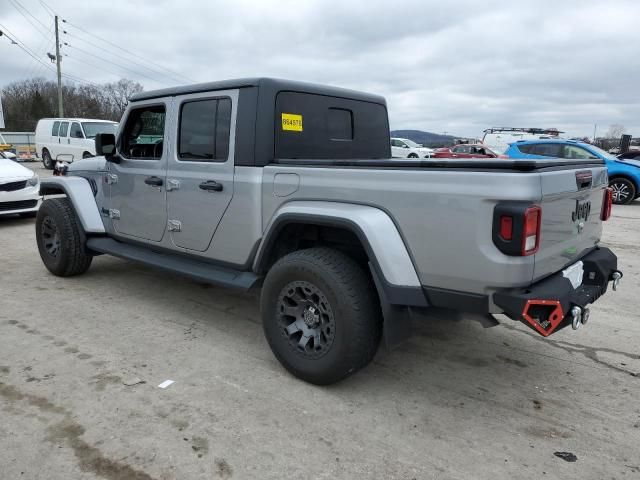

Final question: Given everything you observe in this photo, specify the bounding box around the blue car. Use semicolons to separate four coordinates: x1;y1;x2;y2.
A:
505;139;640;205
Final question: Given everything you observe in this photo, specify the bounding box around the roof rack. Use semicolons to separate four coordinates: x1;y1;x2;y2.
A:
483;127;564;135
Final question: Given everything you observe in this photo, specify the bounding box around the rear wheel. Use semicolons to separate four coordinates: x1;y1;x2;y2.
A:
36;198;93;276
261;247;382;385
42;149;53;169
408;153;419;158
609;177;636;205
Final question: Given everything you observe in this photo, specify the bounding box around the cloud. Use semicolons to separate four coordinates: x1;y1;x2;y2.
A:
1;0;638;137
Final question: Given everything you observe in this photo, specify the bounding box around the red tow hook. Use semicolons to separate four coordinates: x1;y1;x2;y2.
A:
521;299;564;337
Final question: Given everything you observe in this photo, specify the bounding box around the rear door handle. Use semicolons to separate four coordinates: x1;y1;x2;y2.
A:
199;180;223;192
144;176;163;187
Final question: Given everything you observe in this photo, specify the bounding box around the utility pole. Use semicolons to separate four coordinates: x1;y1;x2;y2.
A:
593;124;597;143
54;15;63;117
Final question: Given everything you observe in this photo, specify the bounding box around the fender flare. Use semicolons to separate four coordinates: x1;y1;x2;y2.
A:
40;177;105;234
254;201;426;307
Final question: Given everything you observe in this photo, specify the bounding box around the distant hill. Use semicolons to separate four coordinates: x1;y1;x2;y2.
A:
391;129;458;147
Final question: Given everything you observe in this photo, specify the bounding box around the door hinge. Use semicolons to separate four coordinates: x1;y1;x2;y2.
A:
105;173;118;185
166;179;180;191
108;209;120;220
167;219;182;232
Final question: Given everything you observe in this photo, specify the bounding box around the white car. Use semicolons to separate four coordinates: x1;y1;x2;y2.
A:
390;137;434;158
0;151;41;217
35;118;118;170
482;127;564;154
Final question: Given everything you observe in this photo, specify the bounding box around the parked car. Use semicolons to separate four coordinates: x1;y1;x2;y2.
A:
391;137;433;158
482;127;564;154
505;139;640;204
35;118;118;170
431;144;502;158
0;152;41;217
617;150;640;161
36;77;621;385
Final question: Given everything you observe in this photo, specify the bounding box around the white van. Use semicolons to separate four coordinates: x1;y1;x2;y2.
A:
481;127;564;154
35;118;118;169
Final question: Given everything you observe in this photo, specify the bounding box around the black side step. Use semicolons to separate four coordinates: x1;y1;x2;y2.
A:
86;237;260;291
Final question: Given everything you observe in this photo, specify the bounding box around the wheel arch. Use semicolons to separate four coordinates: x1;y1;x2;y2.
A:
254;202;426;307
40;177;105;234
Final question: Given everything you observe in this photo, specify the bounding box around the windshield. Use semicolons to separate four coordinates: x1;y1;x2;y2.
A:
586;144;618;161
404;139;422;148
82;122;118;139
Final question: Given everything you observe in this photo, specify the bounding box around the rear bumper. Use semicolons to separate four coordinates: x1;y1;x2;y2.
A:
493;247;620;336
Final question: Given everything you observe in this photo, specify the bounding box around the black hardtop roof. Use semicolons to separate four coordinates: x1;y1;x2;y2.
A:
130;77;387;105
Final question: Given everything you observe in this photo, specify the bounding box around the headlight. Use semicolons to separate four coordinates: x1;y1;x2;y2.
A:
27;175;39;186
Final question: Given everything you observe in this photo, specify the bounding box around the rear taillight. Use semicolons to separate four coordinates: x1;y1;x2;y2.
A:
601;187;613;221
493;203;542;256
499;216;513;240
522;206;541;255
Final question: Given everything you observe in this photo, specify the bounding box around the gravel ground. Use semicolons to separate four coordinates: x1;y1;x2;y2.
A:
0;163;638;479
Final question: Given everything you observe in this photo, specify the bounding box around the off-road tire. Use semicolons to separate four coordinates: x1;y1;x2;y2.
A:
609;177;636;205
42;149;53;169
36;198;93;276
261;247;382;385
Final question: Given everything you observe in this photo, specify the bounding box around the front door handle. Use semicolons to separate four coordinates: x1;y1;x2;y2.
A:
199;180;223;192
144;176;163;187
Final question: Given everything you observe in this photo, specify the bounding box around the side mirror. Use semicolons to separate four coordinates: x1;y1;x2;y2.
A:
403;144;409;148
95;133;119;162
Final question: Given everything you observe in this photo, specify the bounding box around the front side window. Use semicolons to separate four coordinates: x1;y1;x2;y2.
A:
58;122;69;138
70;122;84;139
121;105;166;160
178;97;231;162
563;145;599;160
51;121;60;136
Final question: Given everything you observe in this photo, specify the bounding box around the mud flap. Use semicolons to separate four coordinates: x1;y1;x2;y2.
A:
369;264;412;349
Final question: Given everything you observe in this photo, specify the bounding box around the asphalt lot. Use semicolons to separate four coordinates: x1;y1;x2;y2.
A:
1;163;639;479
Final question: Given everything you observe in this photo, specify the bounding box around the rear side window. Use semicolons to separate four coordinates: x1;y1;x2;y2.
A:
51;121;60;136
275;92;390;160
178;97;232;162
518;143;562;157
58;122;69;138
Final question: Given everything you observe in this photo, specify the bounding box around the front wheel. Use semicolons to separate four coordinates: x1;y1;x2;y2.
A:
261;247;382;385
42;149;53;169
82;152;93;159
609;177;636;205
36;198;93;276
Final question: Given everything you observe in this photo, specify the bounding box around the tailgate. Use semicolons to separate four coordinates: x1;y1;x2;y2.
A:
533;166;608;281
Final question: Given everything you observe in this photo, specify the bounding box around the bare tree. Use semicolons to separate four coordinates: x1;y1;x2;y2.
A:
606;124;626;139
0;77;144;130
103;79;144;119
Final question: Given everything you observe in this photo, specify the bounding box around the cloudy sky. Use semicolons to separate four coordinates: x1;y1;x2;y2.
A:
1;0;638;138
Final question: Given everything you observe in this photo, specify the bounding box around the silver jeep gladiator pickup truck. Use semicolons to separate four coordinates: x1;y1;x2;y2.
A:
36;78;622;384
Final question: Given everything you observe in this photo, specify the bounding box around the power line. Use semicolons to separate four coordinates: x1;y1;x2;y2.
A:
9;0;51;35
0;23;96;87
63;30;185;85
61;19;195;83
64;42;172;86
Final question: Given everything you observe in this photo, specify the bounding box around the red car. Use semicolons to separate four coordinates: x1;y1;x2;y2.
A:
431;144;506;158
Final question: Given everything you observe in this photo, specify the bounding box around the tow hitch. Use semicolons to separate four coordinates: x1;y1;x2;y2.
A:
492;248;621;337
